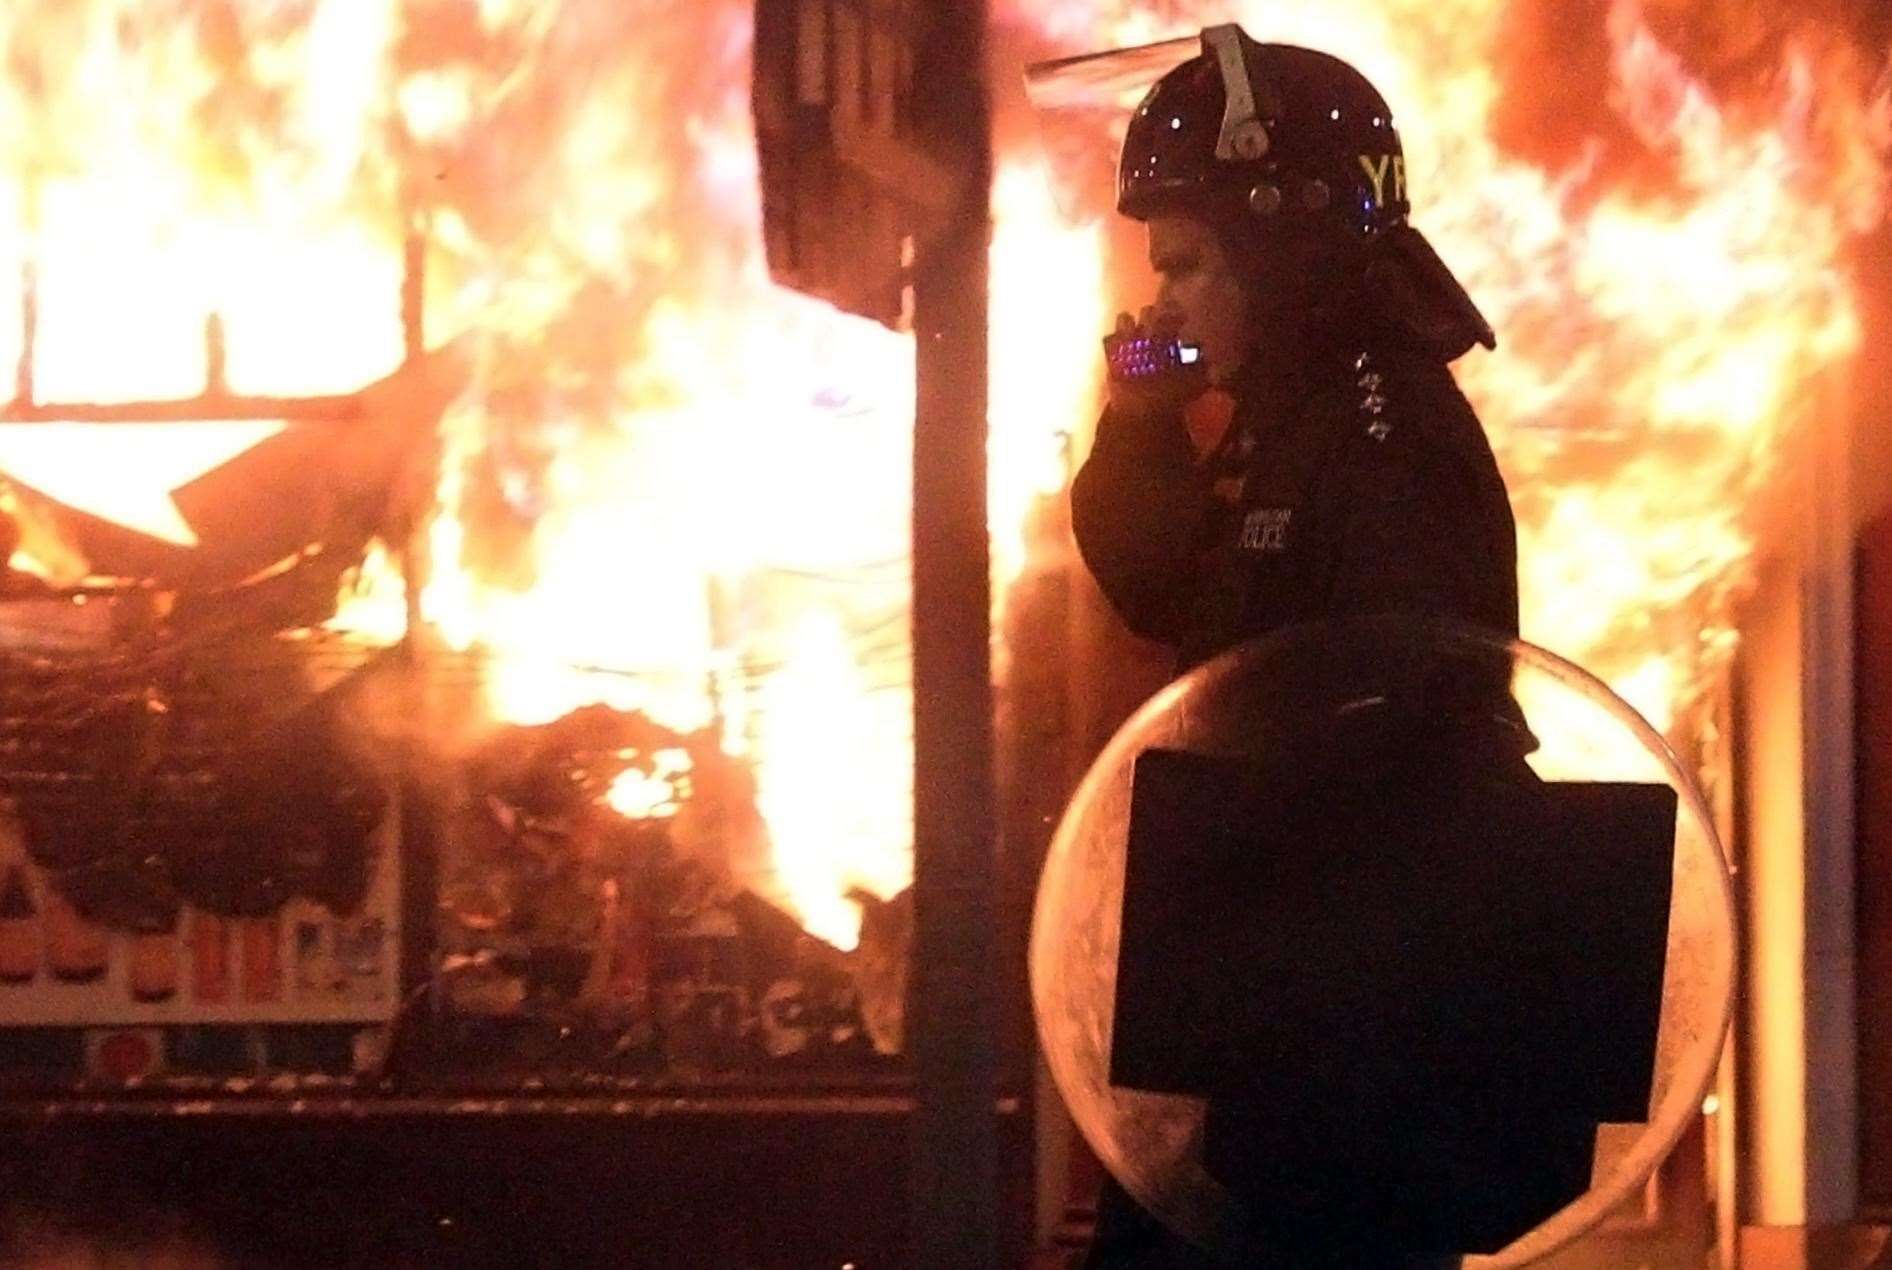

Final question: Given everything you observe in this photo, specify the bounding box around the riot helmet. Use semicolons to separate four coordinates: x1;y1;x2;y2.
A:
1119;28;1409;241
1116;26;1495;355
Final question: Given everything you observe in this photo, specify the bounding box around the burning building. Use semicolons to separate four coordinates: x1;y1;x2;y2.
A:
0;0;1882;1265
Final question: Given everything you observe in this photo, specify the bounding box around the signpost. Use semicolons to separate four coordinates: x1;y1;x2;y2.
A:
754;1;1002;1263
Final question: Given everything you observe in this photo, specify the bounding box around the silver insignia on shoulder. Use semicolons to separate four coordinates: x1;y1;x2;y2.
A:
1353;350;1390;439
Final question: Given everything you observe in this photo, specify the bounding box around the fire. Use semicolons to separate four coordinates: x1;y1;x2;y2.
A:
1;0;1884;946
753;614;913;952
0;2;407;404
605;747;694;821
355;10;1100;947
1016;0;1888;774
1;0;943;947
0;421;284;548
989;164;1107;604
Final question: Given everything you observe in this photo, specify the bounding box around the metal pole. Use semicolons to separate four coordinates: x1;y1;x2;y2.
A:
909;0;998;1264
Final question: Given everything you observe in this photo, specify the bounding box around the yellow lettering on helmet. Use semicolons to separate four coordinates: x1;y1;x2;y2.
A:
1393;155;1407;205
1359;153;1392;206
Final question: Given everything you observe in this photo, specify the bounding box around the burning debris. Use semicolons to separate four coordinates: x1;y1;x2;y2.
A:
433;701;902;1073
0;620;390;936
0;2;962;1067
0;0;1868;1096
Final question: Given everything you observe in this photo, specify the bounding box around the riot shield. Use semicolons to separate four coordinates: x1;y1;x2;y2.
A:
1030;616;1736;1266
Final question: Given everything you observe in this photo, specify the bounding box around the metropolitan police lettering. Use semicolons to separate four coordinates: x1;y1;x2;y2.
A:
1240;507;1292;552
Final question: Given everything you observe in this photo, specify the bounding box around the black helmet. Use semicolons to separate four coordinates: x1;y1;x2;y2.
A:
1119;27;1408;240
1117;25;1495;356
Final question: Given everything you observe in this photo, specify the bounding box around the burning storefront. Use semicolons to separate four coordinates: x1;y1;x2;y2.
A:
0;0;1883;1265
0;2;1024;1264
0;3;960;1078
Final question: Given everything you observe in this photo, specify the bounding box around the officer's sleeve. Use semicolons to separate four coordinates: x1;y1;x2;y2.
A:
1070;406;1214;643
1322;420;1487;621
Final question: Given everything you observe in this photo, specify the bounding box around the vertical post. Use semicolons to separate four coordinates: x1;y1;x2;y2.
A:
1799;370;1859;1226
909;0;997;1265
204;313;228;397
1733;370;1861;1249
395;221;438;1063
1854;218;1892;1222
402;229;426;370
15;262;35;408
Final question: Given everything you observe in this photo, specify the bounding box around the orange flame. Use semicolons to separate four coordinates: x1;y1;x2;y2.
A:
1022;0;1887;771
3;0;1885;942
0;421;285;547
605;747;694;821
0;1;408;403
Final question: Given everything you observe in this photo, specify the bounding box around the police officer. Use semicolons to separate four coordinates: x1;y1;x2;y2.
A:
1073;28;1515;675
1071;26;1521;1270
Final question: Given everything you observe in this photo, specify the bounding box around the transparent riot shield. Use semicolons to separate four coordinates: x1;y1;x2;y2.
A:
1030;616;1735;1266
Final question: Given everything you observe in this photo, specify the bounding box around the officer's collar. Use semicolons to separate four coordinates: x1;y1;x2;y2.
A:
1225;234;1481;406
1228;323;1373;407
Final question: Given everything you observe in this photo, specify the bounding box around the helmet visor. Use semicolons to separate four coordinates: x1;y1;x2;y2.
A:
1022;36;1198;222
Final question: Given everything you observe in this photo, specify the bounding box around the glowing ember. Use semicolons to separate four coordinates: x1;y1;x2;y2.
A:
604;747;694;820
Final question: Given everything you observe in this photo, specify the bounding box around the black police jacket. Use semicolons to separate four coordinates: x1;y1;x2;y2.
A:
1072;333;1519;675
1072;332;1525;1270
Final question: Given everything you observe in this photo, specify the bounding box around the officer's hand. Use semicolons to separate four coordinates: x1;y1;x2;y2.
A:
1103;309;1208;422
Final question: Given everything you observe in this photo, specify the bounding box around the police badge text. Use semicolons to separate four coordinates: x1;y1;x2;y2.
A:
1239;507;1292;552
